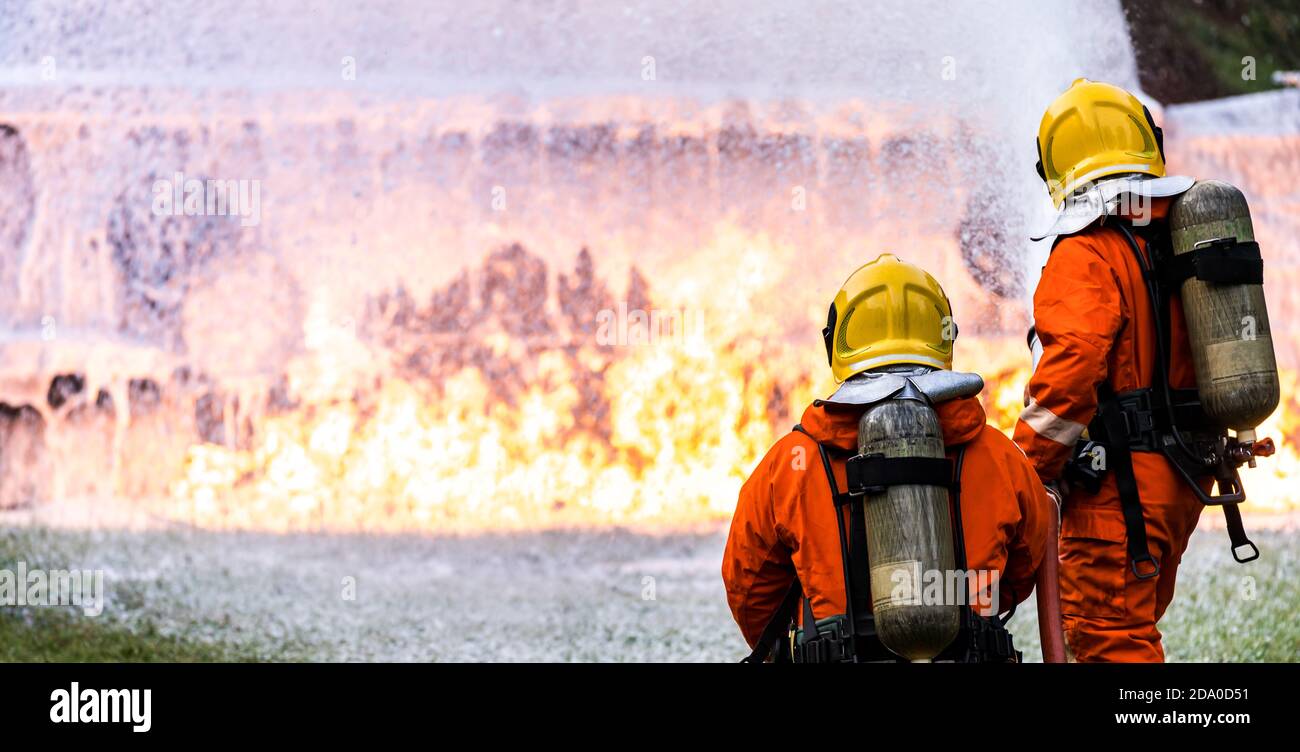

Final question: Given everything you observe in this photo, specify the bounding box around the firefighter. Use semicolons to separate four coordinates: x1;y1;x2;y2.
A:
1015;79;1274;662
723;254;1052;662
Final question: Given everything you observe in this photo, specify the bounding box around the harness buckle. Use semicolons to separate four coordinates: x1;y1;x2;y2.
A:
795;619;855;663
1130;553;1161;580
800;639;825;663
844;453;883;497
1232;540;1260;564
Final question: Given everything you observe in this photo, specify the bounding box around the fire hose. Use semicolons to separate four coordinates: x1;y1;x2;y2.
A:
1036;488;1066;663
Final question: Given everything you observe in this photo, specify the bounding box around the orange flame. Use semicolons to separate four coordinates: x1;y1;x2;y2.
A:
169;227;829;532
165;227;1299;533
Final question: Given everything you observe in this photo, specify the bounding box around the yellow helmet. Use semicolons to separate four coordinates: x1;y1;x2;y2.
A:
1036;78;1167;207
823;254;955;382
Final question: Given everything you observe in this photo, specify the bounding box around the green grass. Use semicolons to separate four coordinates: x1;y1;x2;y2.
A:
1157;527;1300;662
997;526;1299;662
0;528;285;663
0;606;258;662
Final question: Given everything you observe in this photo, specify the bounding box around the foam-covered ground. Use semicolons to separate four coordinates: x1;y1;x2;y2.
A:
2;521;1296;662
1;524;735;661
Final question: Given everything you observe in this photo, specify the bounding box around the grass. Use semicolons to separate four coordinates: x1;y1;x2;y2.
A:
1157;527;1300;662
999;526;1298;662
0;606;257;662
0;528;291;663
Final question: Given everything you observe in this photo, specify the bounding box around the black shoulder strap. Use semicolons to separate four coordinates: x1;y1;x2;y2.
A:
743;423;858;662
793;424;866;639
1095;382;1160;579
846;493;871;636
1107;222;1170;579
948;444;969;573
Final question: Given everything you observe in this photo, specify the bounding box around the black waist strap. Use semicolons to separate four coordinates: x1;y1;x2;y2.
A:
794;611;1018;664
1086;387;1220;451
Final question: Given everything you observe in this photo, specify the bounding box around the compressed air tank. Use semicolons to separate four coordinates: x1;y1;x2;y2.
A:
858;395;959;662
1169;181;1280;438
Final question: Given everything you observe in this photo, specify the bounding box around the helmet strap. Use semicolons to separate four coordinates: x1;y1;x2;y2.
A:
822;303;837;368
1142;105;1166;162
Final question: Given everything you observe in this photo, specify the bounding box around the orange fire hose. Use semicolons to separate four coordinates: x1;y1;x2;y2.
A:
1036;492;1066;663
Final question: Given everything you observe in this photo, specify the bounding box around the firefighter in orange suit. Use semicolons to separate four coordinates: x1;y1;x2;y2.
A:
1015;79;1208;662
724;254;1051;662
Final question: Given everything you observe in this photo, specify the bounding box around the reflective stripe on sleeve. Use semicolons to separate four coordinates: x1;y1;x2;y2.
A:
1019;398;1086;447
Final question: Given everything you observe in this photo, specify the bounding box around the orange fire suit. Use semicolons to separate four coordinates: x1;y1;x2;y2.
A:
1013;203;1203;662
723;394;1050;651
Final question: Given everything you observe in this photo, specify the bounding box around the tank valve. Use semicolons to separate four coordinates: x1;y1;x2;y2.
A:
1225;436;1275;469
1249;437;1276;468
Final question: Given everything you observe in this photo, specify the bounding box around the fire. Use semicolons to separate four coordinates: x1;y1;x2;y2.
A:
163;224;1300;533
168;227;827;532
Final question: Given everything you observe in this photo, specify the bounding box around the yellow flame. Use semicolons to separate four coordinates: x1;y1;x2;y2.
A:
167;228;1299;532
168;228;826;531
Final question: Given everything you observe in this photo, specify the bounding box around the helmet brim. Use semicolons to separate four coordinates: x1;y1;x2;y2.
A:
1031;174;1195;241
820;369;984;407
